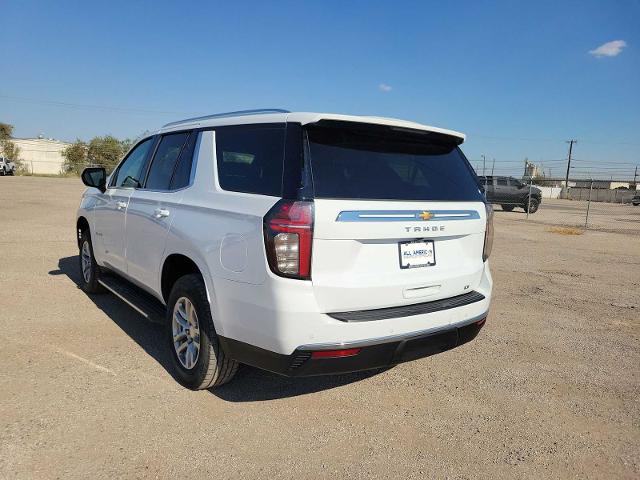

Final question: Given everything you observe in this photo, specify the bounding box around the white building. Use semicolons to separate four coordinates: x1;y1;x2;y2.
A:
12;138;70;175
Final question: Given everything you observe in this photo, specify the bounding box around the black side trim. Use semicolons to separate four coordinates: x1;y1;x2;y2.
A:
327;291;485;322
98;273;166;324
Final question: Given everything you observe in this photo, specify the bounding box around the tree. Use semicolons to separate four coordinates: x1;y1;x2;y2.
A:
87;135;129;172
0;122;22;169
0;122;14;140
62;140;88;174
63;135;132;174
2;140;21;162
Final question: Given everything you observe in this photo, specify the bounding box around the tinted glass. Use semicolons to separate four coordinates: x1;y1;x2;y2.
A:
497;178;508;186
114;138;153;188
170;133;197;190
306;125;484;201
216;126;285;196
145;133;189;190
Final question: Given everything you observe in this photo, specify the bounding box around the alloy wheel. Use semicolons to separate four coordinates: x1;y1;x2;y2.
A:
172;297;201;370
81;241;92;283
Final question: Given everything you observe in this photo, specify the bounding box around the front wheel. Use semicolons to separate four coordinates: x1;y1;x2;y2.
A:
501;204;515;212
524;197;539;214
166;274;238;390
79;229;104;293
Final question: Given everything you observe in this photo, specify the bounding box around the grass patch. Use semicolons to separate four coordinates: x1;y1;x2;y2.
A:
547;226;584;235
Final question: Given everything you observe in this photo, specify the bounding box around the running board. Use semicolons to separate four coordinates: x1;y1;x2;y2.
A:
98;275;166;324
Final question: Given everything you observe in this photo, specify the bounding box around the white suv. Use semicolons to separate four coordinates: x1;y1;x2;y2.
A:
77;109;493;390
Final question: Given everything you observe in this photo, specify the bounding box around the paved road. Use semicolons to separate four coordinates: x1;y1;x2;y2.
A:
1;177;638;479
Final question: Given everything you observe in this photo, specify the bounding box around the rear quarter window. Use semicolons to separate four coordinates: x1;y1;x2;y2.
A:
215;125;285;196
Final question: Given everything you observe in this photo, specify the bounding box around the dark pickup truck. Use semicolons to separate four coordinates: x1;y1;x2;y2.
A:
478;175;542;213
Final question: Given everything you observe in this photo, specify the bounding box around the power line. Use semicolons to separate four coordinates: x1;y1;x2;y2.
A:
0;94;193;116
467;133;640;147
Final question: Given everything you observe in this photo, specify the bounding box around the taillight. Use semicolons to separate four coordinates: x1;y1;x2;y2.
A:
483;203;494;262
263;199;314;279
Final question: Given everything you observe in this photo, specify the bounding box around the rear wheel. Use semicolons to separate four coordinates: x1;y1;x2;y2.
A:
524;197;539;214
166;274;238;390
79;229;104;293
501;204;514;212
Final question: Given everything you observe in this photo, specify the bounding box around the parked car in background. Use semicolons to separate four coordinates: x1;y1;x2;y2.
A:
632;194;640;206
478;175;542;213
77;109;493;390
0;157;16;176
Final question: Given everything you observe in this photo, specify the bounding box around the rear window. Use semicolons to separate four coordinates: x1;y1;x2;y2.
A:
305;123;484;202
215;125;285;196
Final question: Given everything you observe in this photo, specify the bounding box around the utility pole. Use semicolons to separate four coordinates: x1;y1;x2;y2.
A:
481;155;486;176
634;165;638;190
564;139;577;198
491;158;495;176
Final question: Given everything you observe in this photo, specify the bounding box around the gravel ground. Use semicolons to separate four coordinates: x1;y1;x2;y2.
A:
0;176;638;479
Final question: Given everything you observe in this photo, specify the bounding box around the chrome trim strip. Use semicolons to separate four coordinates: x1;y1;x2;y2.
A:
336;210;480;222
297;312;488;351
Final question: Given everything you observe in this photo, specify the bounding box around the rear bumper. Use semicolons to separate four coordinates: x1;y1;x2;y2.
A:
218;315;486;377
212;262;492;355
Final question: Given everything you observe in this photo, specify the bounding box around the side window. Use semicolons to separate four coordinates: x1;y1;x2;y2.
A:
215;125;285;196
145;132;190;190
169;132;197;190
497;178;508;186
113;138;154;188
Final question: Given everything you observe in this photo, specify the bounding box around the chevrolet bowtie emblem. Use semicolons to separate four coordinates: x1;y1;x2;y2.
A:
419;211;433;220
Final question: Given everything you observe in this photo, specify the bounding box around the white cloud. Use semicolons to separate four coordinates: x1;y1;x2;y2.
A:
589;40;627;58
378;83;392;92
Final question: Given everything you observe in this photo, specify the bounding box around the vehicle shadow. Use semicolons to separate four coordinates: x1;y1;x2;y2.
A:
50;256;384;402
211;367;382;403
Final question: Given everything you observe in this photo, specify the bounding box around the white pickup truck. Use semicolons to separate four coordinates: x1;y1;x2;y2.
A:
0;157;16;176
77;109;493;390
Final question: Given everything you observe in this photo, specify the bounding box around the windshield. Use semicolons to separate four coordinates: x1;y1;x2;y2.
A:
305;122;484;201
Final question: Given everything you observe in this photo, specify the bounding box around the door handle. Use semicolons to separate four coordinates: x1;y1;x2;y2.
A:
154;208;170;218
116;201;127;210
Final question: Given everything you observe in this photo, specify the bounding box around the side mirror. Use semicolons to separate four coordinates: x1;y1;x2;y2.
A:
81;167;106;193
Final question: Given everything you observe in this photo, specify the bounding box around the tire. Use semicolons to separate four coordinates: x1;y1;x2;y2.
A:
166;274;238;390
78;229;104;293
0;168;4;176
524;197;539;214
501;205;515;212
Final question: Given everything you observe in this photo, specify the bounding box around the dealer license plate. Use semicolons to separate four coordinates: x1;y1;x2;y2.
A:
399;240;436;269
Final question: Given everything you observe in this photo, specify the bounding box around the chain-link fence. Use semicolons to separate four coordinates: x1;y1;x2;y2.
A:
486;176;640;235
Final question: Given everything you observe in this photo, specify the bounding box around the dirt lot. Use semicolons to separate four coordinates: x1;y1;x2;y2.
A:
1;176;638;479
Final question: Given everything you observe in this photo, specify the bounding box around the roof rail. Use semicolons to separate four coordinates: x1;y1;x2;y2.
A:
162;109;290;128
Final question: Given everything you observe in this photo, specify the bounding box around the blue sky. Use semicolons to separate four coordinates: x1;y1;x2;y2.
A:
2;0;639;178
